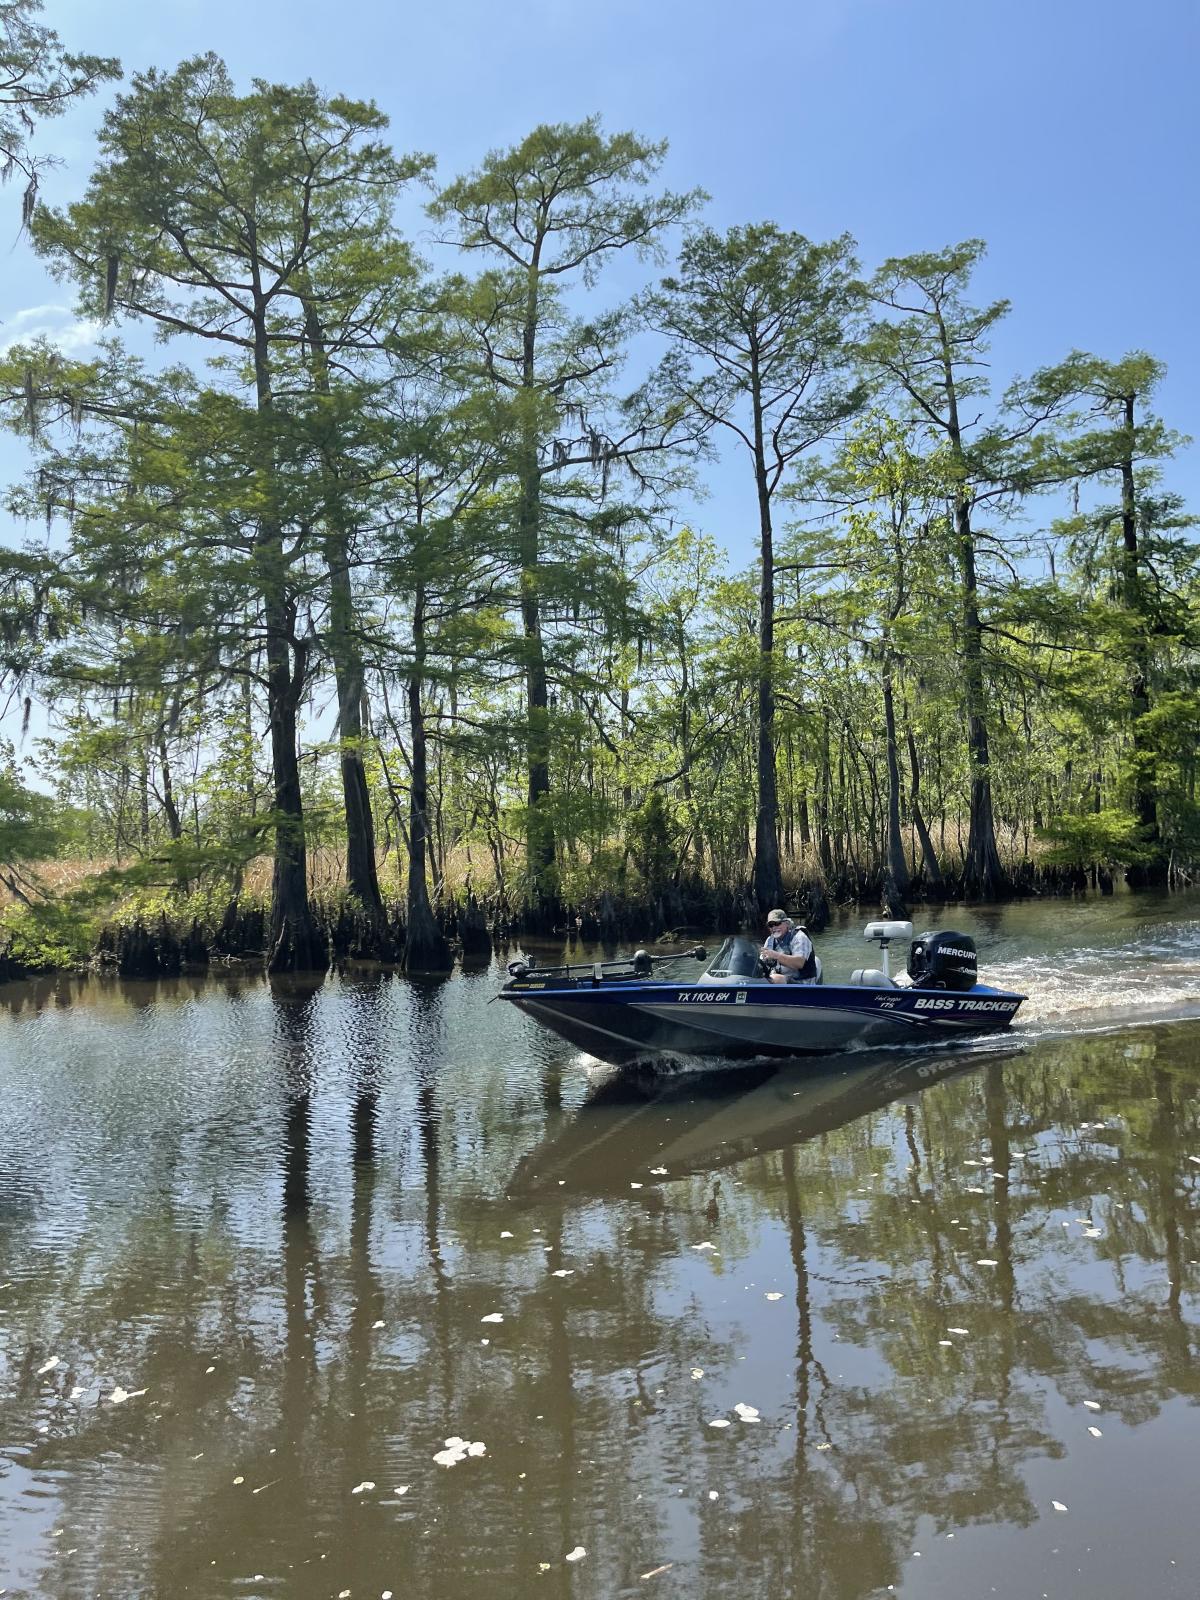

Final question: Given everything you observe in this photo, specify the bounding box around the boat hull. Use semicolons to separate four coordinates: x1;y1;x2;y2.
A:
498;979;1025;1065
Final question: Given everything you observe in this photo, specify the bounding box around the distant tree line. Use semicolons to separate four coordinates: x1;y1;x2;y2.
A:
0;34;1196;971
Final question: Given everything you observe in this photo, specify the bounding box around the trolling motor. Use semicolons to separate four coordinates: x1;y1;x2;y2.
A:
506;945;708;985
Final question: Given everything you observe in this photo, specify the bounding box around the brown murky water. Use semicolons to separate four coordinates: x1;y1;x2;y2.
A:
1;893;1199;1599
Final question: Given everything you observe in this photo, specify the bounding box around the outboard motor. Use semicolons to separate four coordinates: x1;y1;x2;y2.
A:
908;930;978;991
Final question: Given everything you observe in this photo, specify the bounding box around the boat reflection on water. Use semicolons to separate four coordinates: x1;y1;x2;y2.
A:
511;1039;1029;1199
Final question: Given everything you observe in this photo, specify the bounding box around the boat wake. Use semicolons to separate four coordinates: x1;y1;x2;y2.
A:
992;918;1200;1037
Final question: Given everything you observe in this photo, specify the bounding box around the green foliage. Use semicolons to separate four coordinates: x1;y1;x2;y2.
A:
1037;809;1154;868
0;899;93;970
0;741;60;868
0;74;1197;955
0;0;119;225
626;791;680;899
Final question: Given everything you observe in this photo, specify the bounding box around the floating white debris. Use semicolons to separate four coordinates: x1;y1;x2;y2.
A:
433;1436;486;1467
1051;1500;1068;1513
640;1564;673;1580
500;1231;514;1239
69;1386;84;1401
394;1486;410;1496
1083;1400;1101;1411
976;1259;998;1267
650;1167;668;1176
565;1546;586;1563
233;1476;245;1485
630;1182;643;1190
551;1269;574;1278
351;1481;375;1495
981;1156;994;1165
691;1368;704;1380
966;1186;986;1194
938;1340;953;1347
708;1418;730;1429
733;1403;760;1421
36;1357;60;1376
1087;1425;1102;1437
109;1386;146;1405
707;1490;719;1500
1188;1155;1200;1165
815;1442;831;1451
1083;1228;1103;1239
372;1320;385;1329
481;1313;504;1324
947;1327;969;1335
691;1242;717;1253
764;1292;783;1301
963;1160;981;1168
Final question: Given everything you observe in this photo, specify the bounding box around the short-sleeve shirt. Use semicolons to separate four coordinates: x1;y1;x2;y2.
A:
766;926;814;981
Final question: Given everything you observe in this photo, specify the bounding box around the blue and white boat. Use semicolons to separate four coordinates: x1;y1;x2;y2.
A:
498;921;1026;1066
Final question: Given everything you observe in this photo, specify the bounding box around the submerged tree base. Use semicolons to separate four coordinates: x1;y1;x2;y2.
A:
1;858;1192;986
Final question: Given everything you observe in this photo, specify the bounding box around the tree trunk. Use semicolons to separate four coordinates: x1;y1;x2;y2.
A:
402;582;453;974
817;712;833;876
1120;393;1164;882
157;737;183;842
906;725;944;892
751;364;784;911
518;263;557;923
325;527;385;919
881;663;911;893
958;495;1006;898
937;311;1006;900
251;297;324;975
264;611;325;973
300;296;386;924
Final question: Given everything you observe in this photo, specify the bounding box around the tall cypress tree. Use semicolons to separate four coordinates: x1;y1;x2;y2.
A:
650;224;861;909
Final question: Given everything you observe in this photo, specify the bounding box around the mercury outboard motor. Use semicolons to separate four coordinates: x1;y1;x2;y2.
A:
908;930;978;991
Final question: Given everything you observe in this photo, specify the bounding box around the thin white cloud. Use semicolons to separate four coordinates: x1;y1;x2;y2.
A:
0;304;102;356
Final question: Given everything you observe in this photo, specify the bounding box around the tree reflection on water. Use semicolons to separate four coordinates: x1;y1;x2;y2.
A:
0;969;1196;1597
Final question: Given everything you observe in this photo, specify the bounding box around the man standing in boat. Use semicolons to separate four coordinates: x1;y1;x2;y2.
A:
761;911;818;984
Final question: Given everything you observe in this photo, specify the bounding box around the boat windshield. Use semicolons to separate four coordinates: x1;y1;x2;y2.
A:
702;935;761;979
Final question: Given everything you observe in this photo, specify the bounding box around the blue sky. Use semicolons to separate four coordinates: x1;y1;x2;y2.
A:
6;0;1199;530
2;0;1197;742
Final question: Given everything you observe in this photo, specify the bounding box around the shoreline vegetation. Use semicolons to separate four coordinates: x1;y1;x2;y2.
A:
1;846;1190;984
0;23;1196;979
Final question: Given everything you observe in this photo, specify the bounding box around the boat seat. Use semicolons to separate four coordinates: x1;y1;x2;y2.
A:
848;967;896;989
